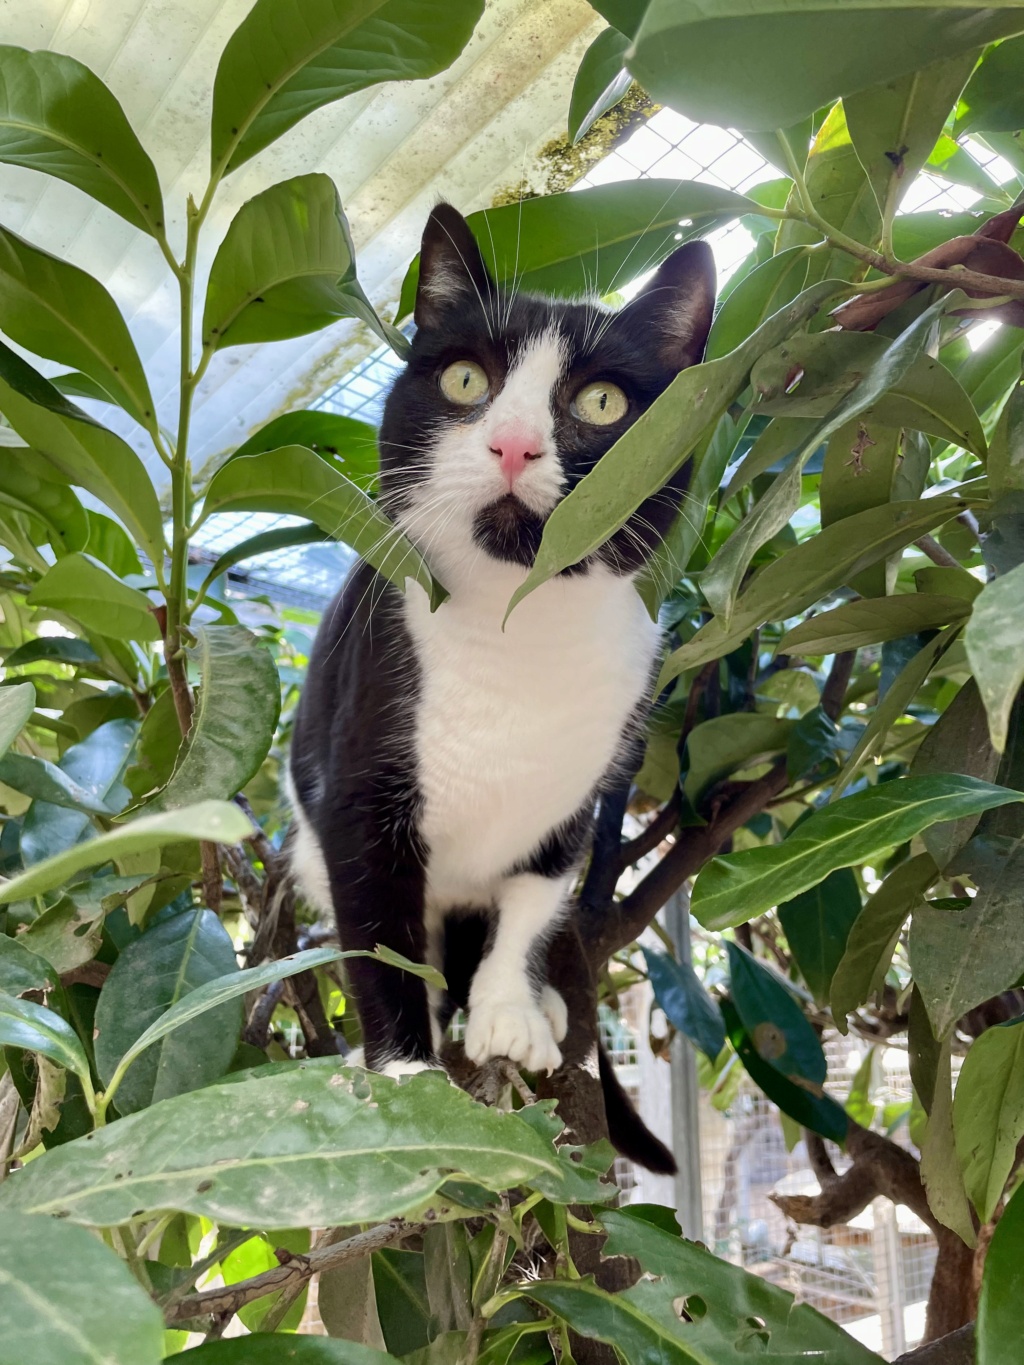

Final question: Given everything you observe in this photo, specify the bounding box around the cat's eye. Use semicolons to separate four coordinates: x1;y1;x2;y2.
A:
572;381;628;425
439;360;489;406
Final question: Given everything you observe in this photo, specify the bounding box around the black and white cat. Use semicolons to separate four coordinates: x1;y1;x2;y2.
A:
289;204;715;1163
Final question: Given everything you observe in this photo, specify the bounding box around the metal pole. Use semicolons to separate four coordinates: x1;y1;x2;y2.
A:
666;889;704;1241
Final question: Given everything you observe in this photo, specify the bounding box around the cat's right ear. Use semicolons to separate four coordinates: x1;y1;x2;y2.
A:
415;203;494;330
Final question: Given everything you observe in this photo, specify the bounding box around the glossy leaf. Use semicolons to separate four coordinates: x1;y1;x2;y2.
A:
94;908;242;1114
211;0;485;173
234;408;380;488
978;1185;1024;1365
627;1;1024;130
965;561;1024;752
27;552;159;642
0;679;34;756
683;713;792;805
397;180;758;319
781;594;972;654
568;27;632;144
0;1211;163;1365
0;993;91;1086
0;800;254;906
0;342;164;566
203;174;397;353
692;776;1021;931
0;46;164;235
200;446;446;610
921;1038;976;1243
988;378;1024;500
0;445;89;553
830;852;937;1030
910;678;999;869
0;936;59;996
0;1065;600;1227
0;750;117;815
954;1018;1024;1223
705;247;808;361
643;947;725;1061
727;942;825;1085
778;867;862;1005
0;225;154;430
197;522;325;592
958;34;1024;134
145;625;280;812
787;704;842;782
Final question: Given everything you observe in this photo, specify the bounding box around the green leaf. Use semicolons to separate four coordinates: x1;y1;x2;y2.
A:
4;637;98;669
211;0;485;174
103;947;345;1109
978;1185;1024;1365
0;445;89;553
179;1339;399;1364
124;688;186;803
568;28;632;144
627;1;1024;130
144;625;280;813
0;750;118;815
0;935;59;996
200;446;446;610
0;993;91;1087
921;1038;976;1244
0;46;164;236
203;174;398;354
846;1047;878;1128
682;713;792;805
781;594;972;654
0;1210;164;1365
234;408;380;489
988;378;1024;501
197;521;325;591
954;1018;1024;1224
910;678;999;869
778;867;862;1005
727;942;824;1085
846;51;979;215
0;225;155;430
958;33;1024;133
830;851;937;1030
692;775;1021;931
506;278;844;617
525;1206;882;1363
0;341;164;566
705;247;809;361
658;495;971;687
26;552;159;642
0;679;34;756
374;1250;431;1357
911;837;1024;1039
94;908;242;1114
643;947;725;1061
0;1064;587;1227
787;704;841;782
0;800;254;906
397;180;759;320
965;561;1024;752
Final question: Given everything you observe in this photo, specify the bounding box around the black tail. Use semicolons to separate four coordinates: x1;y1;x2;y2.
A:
598;1041;677;1175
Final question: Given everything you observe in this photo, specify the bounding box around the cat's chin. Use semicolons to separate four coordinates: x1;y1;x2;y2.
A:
471;494;546;568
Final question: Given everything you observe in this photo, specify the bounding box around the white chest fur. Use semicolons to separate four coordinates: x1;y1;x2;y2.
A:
402;564;658;908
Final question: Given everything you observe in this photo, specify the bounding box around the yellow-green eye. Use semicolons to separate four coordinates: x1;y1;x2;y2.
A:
440;360;489;406
572;381;628;425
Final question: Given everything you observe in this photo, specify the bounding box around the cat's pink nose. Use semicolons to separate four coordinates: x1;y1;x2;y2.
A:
490;426;543;489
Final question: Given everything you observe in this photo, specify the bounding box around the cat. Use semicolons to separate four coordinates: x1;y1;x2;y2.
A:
288;202;715;1172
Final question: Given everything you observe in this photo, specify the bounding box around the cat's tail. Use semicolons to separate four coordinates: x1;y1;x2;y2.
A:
598;1041;677;1175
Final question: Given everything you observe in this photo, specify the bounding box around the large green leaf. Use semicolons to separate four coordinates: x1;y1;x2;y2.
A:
233;408;380;489
0;225;155;430
910;678;999;868
505;279;843;617
200;446;446;609
692;776;1022;931
0;994;91;1087
627;1;1024;130
643;947;726;1061
705;247;809;361
830;851;937;1030
0;342;164;566
94;908;242;1114
0;679;34;756
957;33;1024;133
0;446;89;552
0;935;59;996
27;552;159;641
659;495;970;687
988;377;1024;500
179;1340;399;1364
781;594;972;654
568;27;632;144
778;867;862;1006
397;180;758;320
203;174;397;353
978;1184;1024;1365
0;1065;599;1227
212;0;484;173
144;625;280;813
921;1037;976;1243
0;800;254;906
954;1018;1024;1224
965;561;1024;752
0;46;164;236
0;1211;164;1365
727;942;825;1085
525;1207;880;1363
682;713;792;805
0;750;118;815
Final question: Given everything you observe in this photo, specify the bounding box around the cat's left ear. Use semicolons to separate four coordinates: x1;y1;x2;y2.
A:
415;202;494;331
631;240;717;371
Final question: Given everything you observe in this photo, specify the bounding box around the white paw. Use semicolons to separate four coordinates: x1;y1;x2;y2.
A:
539;985;568;1043
464;997;562;1074
378;1058;445;1080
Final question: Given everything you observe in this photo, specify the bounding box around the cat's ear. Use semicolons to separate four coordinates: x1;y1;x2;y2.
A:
415;203;494;330
631;240;717;371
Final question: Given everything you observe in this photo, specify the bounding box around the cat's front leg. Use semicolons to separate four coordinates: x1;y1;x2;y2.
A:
464;873;570;1074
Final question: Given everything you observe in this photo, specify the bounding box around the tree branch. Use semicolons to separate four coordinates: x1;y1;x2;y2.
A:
894;1325;975;1365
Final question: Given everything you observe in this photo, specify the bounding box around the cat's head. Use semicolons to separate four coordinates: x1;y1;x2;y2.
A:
379;203;716;582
